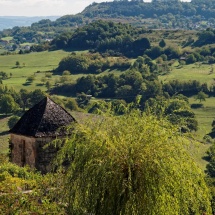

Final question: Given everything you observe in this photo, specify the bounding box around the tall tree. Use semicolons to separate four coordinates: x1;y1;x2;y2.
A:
195;91;207;103
0;94;19;115
19;89;30;112
55;113;211;214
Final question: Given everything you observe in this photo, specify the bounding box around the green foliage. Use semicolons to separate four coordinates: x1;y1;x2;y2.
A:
0;162;65;214
145;96;198;132
45;81;51;90
62;70;71;76
0;71;8;80
15;61;20;68
55;52;130;75
0;94;19;115
196;28;215;46
52;20;150;57
186;54;197;64
88;99;128;115
206;143;215;177
55;113;212;214
159;39;166;48
26;75;35;83
195;91;208;103
18;88;46;111
8;115;20;129
76;92;91;108
65;98;79;111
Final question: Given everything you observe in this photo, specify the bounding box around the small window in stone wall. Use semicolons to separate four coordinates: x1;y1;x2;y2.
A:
20;140;26;167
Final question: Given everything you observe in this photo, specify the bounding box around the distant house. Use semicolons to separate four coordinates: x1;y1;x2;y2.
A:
9;97;76;173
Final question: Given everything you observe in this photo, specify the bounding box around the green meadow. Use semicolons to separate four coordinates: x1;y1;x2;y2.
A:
0;116;10;154
0;50;71;91
189;97;215;138
160;61;215;85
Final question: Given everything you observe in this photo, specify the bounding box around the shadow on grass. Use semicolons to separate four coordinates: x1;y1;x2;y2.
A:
0;114;10;120
0;131;9;136
11;66;22;69
202;155;210;162
36;83;44;86
22;82;32;86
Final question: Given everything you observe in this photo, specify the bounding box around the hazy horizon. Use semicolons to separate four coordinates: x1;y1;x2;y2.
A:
0;0;190;17
0;0;112;17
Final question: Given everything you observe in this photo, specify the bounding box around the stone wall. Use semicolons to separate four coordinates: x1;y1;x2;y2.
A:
10;134;36;168
10;134;59;173
35;137;58;174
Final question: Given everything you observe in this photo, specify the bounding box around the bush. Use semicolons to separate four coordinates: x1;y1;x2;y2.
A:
56;113;212;214
8;115;20;129
191;103;204;108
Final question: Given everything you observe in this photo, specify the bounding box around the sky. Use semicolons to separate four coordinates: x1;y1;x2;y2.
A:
0;0;190;17
0;0;112;16
0;0;156;17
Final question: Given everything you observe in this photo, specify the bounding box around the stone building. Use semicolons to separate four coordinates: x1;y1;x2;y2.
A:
9;97;76;173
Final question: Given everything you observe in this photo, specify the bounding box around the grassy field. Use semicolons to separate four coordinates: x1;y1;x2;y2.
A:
189;97;215;139
0;50;71;91
1;36;13;42
0;115;10;154
160;61;215;85
187;141;210;171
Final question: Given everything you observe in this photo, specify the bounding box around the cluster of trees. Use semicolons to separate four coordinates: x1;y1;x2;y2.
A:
53;55;206;132
53;113;211;214
0;71;9;83
55;52;131;75
0;17;77;45
1;0;215;50
51;21;150;57
82;0;215;29
0;85;46;115
0;113;213;214
208;120;215;139
84;0;215;20
52;56;213;102
195;28;215;46
51;21;215;63
82;94;198;132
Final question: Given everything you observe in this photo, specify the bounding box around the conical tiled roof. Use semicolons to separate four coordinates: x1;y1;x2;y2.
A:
10;97;76;137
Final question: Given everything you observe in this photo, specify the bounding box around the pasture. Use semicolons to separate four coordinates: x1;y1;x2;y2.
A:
189;97;215;139
160;62;215;85
0;50;71;91
0;116;9;154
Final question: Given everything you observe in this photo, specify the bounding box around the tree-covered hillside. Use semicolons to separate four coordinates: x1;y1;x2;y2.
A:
1;15;215;213
0;0;215;50
0;16;59;31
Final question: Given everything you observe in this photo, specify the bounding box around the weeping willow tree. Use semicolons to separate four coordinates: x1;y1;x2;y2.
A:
55;112;212;215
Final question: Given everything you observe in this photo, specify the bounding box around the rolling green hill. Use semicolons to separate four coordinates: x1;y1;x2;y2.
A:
0;0;215;48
